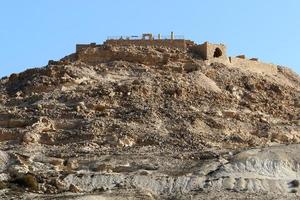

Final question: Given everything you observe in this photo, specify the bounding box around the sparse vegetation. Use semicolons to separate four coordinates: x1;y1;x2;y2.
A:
290;180;300;188
13;174;38;191
290;189;298;193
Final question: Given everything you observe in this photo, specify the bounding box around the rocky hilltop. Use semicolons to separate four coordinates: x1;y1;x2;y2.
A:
0;42;299;199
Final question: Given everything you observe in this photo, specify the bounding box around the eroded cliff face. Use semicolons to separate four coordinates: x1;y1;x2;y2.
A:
0;45;299;199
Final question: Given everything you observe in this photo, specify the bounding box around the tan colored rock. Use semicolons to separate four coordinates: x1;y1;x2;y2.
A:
54;179;68;191
235;178;247;190
49;158;64;166
118;136;135;147
69;184;81;193
95;164;113;172
0;37;300;198
22;132;40;144
223;177;235;190
8;165;29;177
223;110;237;118
65;159;79;170
272;132;296;143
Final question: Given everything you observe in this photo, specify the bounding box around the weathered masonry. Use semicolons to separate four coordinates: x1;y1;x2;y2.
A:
189;42;227;60
76;32;194;51
76;33;227;61
103;32;195;49
72;32;277;74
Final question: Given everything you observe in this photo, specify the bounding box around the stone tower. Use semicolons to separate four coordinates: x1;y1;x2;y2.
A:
191;41;227;60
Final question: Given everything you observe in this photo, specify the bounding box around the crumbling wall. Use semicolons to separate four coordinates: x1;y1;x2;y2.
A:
189;43;208;59
76;46;117;64
205;42;227;60
76;43;98;52
104;39;190;49
230;57;278;75
76;40;229;62
189;42;227;60
76;45;175;66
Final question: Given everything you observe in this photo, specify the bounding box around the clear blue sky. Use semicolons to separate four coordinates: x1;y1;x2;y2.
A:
1;0;300;78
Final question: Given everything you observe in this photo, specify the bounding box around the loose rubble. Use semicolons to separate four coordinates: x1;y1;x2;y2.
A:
0;44;299;199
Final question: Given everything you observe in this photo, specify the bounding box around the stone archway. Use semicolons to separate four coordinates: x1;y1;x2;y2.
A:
213;48;222;58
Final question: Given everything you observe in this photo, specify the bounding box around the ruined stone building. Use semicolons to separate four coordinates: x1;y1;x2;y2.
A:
74;32;275;72
75;32;227;61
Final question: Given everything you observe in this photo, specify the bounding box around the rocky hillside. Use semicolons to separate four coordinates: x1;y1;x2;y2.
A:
0;44;299;199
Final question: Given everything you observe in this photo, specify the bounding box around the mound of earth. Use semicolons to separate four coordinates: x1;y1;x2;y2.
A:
0;44;299;199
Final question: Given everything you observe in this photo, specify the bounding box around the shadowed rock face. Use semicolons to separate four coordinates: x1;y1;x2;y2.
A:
0;44;299;199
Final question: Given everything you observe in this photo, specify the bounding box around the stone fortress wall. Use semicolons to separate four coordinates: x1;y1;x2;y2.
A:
189;42;228;61
229;56;278;75
76;43;101;52
75;32;278;73
76;33;195;51
75;33;227;61
104;39;195;50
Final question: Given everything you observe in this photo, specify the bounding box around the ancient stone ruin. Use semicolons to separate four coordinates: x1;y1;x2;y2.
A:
75;32;275;72
76;32;228;61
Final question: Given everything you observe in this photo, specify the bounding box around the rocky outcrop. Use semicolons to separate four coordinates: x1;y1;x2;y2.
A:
0;44;299;199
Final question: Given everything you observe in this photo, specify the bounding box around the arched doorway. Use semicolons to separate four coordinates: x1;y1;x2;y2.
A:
213;48;222;58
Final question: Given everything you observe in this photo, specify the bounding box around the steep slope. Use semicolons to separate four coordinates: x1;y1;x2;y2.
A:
0;44;299;198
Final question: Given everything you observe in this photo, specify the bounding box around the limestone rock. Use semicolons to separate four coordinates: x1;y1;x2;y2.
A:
69;184;81;193
0;39;299;199
23;132;41;144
